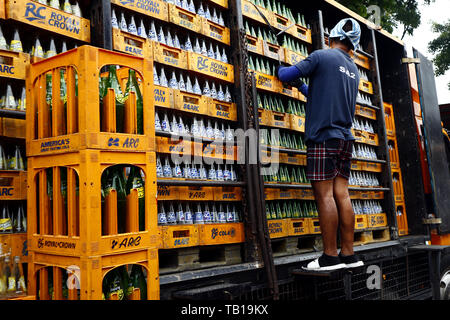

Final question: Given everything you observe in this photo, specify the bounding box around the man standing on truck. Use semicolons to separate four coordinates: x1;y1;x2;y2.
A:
276;18;364;271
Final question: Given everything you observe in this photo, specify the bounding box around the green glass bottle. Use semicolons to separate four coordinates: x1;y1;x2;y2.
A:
286;202;292;218
281;202;287;219
103;268;122;300
104;166;127;234
126;166;145;231
257;27;263;40
286;100;293;114
248;56;255;70
46;73;53;137
266;204;271;220
128;264;147;300
276;202;282;219
257;93;263;109
291;166;297;183
270;202;277;220
125;69;144;134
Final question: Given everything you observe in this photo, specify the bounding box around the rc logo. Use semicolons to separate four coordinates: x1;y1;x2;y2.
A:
108;137;120;147
197;56;209;71
120;0;135;5
24;2;46;23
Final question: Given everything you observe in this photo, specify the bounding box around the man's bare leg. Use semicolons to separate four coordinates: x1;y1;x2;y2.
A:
333;175;354;256
311;179;339;257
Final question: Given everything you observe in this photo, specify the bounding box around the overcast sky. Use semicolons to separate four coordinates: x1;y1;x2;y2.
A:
392;0;450;105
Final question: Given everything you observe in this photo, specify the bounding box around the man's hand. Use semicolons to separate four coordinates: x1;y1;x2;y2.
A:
288;78;305;88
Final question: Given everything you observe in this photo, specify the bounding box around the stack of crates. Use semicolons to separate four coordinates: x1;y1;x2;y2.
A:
109;0;245;274
0;0;92;300
25;45;159;300
384;102;408;236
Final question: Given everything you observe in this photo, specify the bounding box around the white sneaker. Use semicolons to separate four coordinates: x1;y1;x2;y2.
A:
302;254;346;271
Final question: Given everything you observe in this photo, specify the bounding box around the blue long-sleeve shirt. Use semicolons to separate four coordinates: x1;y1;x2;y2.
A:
277;48;360;143
278;66;309;96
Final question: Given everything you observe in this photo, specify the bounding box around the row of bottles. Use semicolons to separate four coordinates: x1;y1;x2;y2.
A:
0;26;73;59
158;202;241;225
103;265;147;300
34;0;82;17
260;129;307;151
352;144;378;160
257;93;306;114
246;0;309;28
352;118;375;134
0;203;27;233
244;22;309;57
262;165;310;184
358;68;369;81
157;156;238;181
0;145;26;170
357;92;374;107
161;0;227;26
349;171;380;187
248;55;278;76
0;84;26;111
352;200;383;215
156;112;235;141
266;200;318;220
101;165;145;234
154;66;232;102
99;66;144;134
0;251;27;299
113;10;229;62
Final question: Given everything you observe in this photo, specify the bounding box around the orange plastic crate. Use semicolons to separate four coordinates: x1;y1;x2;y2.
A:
0;170;27;200
111;0;168;22
267;219;289;239
198;222;245;245
201;17;230;45
392;168;405;203
384;102;396;137
287;218;309;236
112;28;151;59
27;150;159;258
6;0;90;42
0;49;29;80
388;137;400;169
395;202;408;236
160;224;199;249
28;249;159;300
26;45;155;156
246;34;264;55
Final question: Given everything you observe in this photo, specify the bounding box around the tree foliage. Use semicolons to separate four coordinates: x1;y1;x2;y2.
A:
336;0;434;39
428;20;450;89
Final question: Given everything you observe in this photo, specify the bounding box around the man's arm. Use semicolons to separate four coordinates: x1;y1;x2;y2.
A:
276;50;321;93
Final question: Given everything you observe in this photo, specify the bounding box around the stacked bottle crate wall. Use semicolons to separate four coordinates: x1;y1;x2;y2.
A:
108;0;246;275
242;0;327;254
0;0;90;300
25;45;159;300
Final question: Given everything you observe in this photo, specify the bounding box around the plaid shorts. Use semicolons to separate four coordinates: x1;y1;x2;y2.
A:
306;139;353;181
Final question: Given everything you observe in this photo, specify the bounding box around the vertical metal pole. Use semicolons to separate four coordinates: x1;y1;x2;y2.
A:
89;0;113;50
229;0;260;262
250;74;279;300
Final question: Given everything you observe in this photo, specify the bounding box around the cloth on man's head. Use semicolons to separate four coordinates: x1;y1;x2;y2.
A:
329;18;361;50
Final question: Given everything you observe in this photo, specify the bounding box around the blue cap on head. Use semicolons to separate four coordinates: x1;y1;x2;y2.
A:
329;18;361;50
